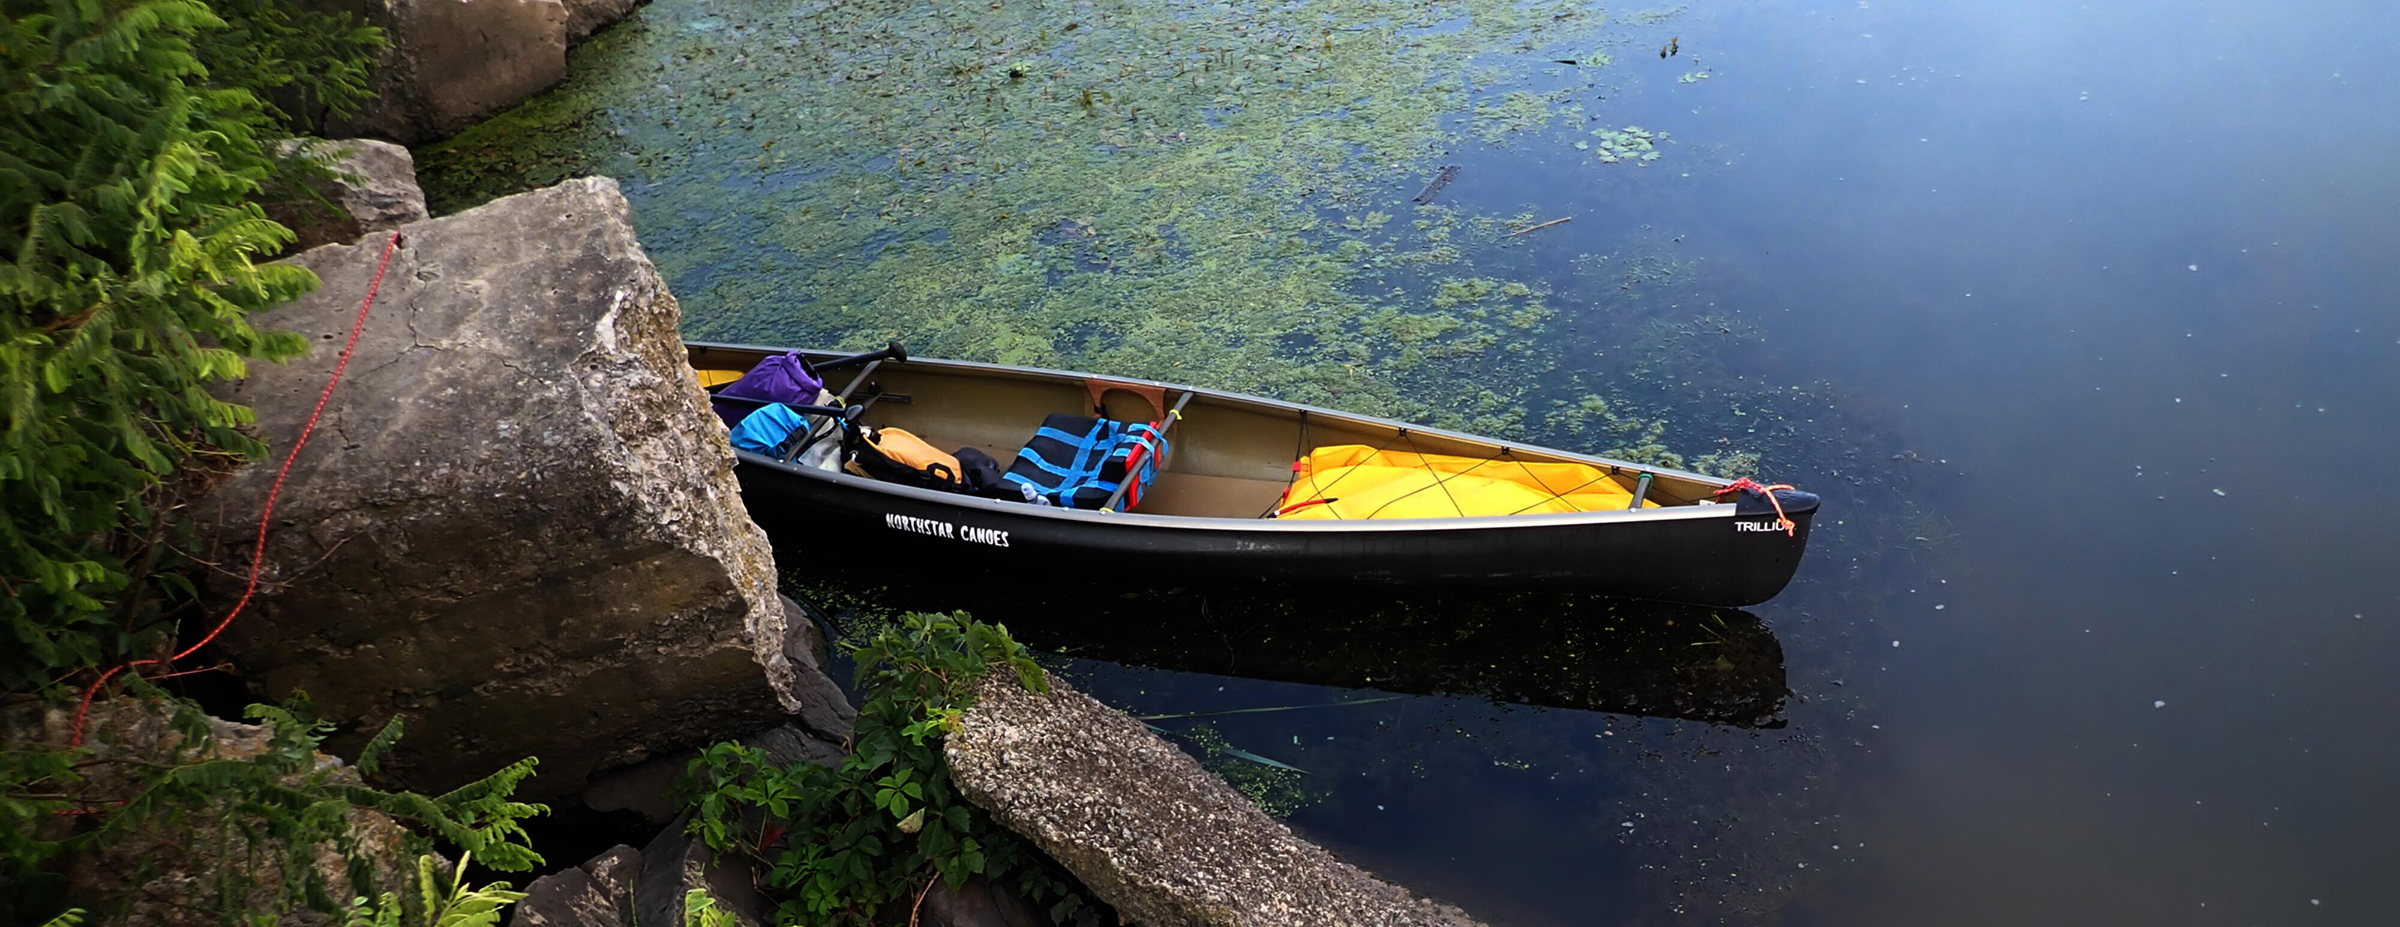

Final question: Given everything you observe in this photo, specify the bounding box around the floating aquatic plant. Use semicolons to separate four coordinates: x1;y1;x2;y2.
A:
1589;125;1666;164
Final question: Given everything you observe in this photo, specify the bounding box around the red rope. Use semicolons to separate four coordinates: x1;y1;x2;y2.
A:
69;230;405;749
1713;476;1798;536
1272;497;1339;517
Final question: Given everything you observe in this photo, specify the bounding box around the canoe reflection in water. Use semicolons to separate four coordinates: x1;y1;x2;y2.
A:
789;567;1789;729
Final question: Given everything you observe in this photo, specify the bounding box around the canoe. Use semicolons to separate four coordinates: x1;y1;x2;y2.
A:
688;341;1820;607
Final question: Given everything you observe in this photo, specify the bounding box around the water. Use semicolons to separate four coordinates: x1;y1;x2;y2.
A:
424;0;2400;923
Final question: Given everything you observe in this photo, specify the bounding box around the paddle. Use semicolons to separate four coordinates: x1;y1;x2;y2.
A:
806;340;907;375
707;395;859;420
1099;390;1194;514
707;395;863;463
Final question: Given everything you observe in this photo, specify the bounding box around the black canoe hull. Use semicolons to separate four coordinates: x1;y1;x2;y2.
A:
731;451;1816;607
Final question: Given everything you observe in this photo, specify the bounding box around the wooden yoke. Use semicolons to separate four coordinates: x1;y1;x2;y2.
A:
1086;378;1168;421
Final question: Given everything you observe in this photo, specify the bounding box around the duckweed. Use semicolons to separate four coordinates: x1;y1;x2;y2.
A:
417;0;1727;447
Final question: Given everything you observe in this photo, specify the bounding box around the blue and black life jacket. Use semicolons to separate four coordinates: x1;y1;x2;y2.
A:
1001;413;1168;511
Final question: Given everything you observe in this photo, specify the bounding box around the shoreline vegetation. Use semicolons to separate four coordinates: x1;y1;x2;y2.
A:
0;0;559;922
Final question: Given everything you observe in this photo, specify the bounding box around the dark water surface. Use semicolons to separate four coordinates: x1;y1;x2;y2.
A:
1655;2;2400;924
427;0;2399;922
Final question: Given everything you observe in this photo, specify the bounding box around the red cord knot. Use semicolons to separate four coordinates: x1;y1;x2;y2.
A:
1713;477;1798;536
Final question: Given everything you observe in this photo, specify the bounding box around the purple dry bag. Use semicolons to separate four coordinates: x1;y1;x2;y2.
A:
713;352;826;427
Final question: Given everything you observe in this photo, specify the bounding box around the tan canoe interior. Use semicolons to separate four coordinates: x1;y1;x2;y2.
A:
691;346;1722;518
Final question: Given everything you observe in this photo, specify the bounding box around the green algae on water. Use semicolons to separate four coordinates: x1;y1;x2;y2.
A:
1470;88;1575;145
420;0;1705;446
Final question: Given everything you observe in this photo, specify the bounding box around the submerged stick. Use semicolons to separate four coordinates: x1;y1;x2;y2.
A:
1411;164;1460;204
1506;216;1573;237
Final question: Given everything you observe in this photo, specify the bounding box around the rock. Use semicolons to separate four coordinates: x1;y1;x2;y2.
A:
579;752;690;829
741;719;847;769
513;845;641;927
1;701;421;927
945;675;1486;927
583;594;852;826
314;0;569;143
200;177;830;800
633;818;770;927
920;879;1043;927
772;593;855;743
561;0;643;43
269;139;430;252
582;716;848;829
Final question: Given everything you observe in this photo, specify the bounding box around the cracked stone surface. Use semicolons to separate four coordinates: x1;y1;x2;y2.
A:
202;177;825;799
945;675;1487;927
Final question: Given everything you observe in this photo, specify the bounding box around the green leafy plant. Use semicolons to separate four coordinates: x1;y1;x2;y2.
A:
1;0;334;694
339;853;526;927
1;693;545;927
35;907;84;927
686;612;1099;927
682;888;737;927
193;0;383;131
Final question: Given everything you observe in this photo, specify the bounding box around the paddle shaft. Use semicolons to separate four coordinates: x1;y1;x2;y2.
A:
710;394;854;419
810;340;908;374
1100;390;1194;513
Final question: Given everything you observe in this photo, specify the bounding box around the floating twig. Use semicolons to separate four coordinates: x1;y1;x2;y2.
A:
1135;696;1402;721
1142;722;1310;773
1506;216;1573;237
1412;164;1461;204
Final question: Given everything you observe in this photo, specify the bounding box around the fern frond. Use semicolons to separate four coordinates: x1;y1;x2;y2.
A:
356;716;405;776
36;908;86;927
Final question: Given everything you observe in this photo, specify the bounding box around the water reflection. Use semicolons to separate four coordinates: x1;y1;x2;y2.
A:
789;554;1788;728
